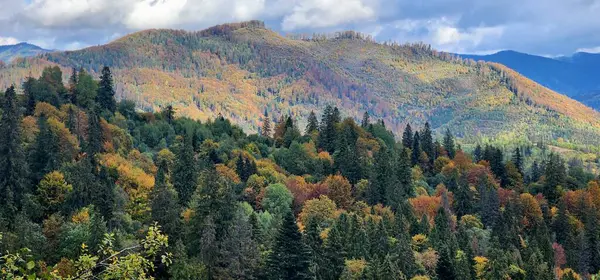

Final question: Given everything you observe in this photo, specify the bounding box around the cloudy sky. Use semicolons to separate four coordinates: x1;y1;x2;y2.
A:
1;0;599;55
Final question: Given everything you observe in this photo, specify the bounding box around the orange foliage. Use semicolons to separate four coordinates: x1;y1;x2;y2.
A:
216;164;241;184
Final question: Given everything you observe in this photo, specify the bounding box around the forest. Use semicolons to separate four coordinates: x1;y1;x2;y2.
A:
0;65;599;280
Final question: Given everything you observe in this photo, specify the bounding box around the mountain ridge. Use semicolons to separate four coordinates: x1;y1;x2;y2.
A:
2;21;600;146
458;50;600;109
0;42;52;63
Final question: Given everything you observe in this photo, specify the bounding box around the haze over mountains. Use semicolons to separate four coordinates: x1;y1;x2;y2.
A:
459;51;600;109
0;42;52;63
1;21;599;146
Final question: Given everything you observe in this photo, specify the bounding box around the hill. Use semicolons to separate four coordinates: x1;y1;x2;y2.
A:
459;50;600;109
2;21;600;147
0;42;52;63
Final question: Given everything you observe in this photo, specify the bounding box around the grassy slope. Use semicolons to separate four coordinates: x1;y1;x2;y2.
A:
1;21;600;147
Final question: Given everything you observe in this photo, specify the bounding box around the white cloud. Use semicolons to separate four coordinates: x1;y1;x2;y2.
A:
24;0;131;28
576;46;600;53
390;17;504;53
0;36;19;45
125;0;187;29
281;0;376;31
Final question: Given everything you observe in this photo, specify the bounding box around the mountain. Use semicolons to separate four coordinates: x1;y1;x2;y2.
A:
2;21;600;146
0;42;52;63
459;50;600;109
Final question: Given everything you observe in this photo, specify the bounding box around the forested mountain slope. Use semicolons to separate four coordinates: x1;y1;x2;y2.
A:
460;51;600;109
0;42;52;63
1;21;599;146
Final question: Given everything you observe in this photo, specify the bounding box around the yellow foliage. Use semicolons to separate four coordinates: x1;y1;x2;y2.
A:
34;102;66;121
474;256;489;279
216;164;241;184
71;207;90;224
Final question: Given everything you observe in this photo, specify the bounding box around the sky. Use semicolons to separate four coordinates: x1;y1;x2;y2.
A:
1;0;600;55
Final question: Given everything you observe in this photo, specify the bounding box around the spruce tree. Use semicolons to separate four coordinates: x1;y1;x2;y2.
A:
23;77;37;116
261;109;272;138
305;110;319;134
0;86;29;223
512;147;523;175
436;246;457;280
402;124;413;149
172;135;198;205
29;114;60;183
411;131;421;166
321;219;346;280
443;128;456;158
266;211;312;280
86;108;103;159
96;66;116;114
420;122;434;161
361;111;370;128
151;160;181;240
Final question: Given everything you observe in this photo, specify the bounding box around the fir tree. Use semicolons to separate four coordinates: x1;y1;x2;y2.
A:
411;131;421;166
305;110;319;134
361;111;370;128
96;66;116;114
443;128;456;158
266;211;312;280
402;124;413;149
151;160;181;240
29;114;60;183
420;122;434;161
172;135;198;205
512;147;523;175
0;86;29;223
261;109;272;138
436;246;457;280
473;144;482;162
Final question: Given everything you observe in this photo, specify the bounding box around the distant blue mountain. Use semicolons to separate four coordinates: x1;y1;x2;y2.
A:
0;42;52;63
458;50;600;109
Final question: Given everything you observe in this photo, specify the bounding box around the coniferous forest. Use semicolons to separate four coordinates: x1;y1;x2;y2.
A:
1;66;600;280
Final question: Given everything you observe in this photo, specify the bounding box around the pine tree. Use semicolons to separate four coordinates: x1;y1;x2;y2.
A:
420;122;434;161
96;66;116;114
67;67;78;104
443;128;456;158
266;211;312;280
0;86;29;223
402;124;413;149
512;147;523;175
151;160;181;240
262;109;272;138
93;167;115;223
361;111;370;128
306;110;319;134
543;153;566;204
411;132;421;166
172;135;198;205
23;77;37;116
321;218;346;280
318;105;339;154
75;68;98;109
86;108;103;159
29;114;60;183
473;144;482;162
436;246;457;280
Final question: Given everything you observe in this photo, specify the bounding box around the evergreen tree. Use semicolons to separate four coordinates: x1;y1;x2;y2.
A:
93;167;116;223
96;66;116;114
23;77;37;116
436;246;457;280
361;111;370;128
368;147;391;204
473;144;482;162
420;122;434;161
306;110;319;134
29;114;60;183
86;108;103;158
512;147;523;175
172;135;198;205
261;109;272;138
87;212;107;253
151;161;181;240
0;86;29;223
543;153;566;204
318;105;339;154
443;128;456;158
402;124;413;149
411;132;421;166
266;211;312;280
67;67;78;104
321;218;346;280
